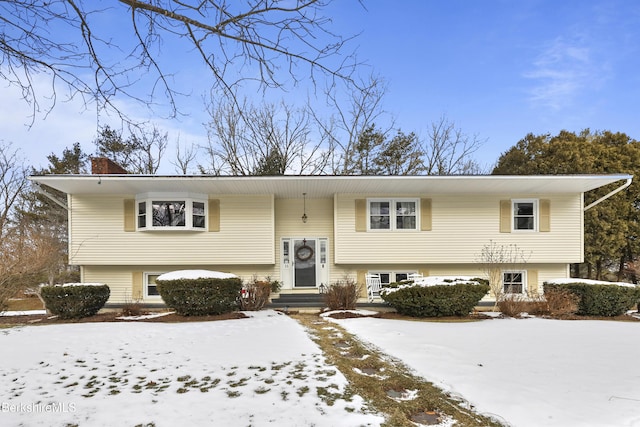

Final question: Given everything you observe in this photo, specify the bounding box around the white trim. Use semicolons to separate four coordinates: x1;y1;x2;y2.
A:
368;271;418;285
144;272;164;300
29;174;632;198
502;270;527;295
136;196;207;231
512;198;538;232
367;198;419;231
280;237;330;289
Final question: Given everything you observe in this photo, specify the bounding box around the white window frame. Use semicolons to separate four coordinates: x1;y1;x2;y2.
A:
367;198;419;231
369;271;418;286
136;192;207;231
512;199;538;232
144;272;163;299
502;270;527;295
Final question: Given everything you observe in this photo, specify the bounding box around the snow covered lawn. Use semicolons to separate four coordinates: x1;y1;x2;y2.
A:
0;311;383;427
333;316;640;427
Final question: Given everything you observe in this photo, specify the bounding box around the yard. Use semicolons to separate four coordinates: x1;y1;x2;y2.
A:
0;309;638;426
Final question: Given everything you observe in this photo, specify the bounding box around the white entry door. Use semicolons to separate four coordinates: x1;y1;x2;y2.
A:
281;237;329;289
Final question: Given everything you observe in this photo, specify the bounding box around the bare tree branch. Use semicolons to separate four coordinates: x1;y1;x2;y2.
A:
422;115;485;175
0;0;360;124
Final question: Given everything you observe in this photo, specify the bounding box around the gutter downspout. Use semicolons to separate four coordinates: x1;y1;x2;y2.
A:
32;182;68;210
584;178;632;211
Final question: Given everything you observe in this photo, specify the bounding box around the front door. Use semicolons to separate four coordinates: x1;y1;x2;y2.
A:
293;238;316;287
281;237;329;289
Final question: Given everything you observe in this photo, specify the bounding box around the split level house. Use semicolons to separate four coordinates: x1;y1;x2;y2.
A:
29;158;632;306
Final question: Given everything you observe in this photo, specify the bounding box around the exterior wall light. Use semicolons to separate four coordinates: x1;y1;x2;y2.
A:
302;192;308;223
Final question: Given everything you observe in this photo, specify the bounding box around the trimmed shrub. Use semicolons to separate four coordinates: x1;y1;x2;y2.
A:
156;277;243;316
324;279;361;310
544;282;640;317
381;281;490;317
40;284;110;319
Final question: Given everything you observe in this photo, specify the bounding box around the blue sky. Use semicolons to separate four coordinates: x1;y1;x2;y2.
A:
2;0;639;173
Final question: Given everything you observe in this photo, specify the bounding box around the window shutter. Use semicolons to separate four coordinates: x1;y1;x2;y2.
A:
357;270;367;298
132;272;143;300
355;199;367;232
208;199;220;232
539;199;551;232
500;200;511;233
420;198;432;231
419;269;429;277
527;270;539;295
124;199;135;232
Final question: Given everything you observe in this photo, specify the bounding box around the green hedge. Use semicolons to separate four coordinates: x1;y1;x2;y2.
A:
40;284;110;319
544;282;640;317
156;277;243;316
381;281;490;317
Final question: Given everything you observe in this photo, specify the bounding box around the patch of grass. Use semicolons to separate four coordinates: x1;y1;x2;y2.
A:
254;386;271;394
293;314;505;427
227;377;250;388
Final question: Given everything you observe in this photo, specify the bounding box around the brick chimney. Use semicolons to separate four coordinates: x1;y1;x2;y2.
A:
91;157;128;174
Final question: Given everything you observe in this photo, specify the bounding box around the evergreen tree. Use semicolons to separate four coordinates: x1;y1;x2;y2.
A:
493;130;640;280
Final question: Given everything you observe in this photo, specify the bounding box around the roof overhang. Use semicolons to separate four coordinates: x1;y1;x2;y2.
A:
28;174;633;199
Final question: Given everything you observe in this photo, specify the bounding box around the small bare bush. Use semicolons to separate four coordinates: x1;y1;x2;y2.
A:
497;294;530;318
120;301;145;317
324;279;361;311
240;277;280;311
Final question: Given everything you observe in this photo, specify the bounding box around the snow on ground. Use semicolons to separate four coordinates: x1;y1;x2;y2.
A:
0;311;383;427
332;316;640;427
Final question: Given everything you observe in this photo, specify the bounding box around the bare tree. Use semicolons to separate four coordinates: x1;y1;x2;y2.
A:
202;98;327;175
128;125;168;174
0;142;60;312
311;75;391;174
0;142;28;241
477;240;531;309
422;115;485;175
172;138;199;175
93;124;167;173
1;1;360;123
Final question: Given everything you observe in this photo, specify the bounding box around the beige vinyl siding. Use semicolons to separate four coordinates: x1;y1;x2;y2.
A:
274;198;334;288
83;265;284;304
334;193;583;264
70;194;275;265
83;262;570;304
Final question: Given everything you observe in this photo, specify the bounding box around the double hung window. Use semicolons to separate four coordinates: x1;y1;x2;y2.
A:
368;199;418;231
513;199;537;231
503;271;525;294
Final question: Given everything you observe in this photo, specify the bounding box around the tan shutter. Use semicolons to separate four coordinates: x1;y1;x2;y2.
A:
539;199;551;232
357;270;367;298
419;269;429;277
124;199;135;232
527;270;539;295
208;199;220;232
355;199;367;232
500;200;511;233
420;198;432;231
132;272;143;301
